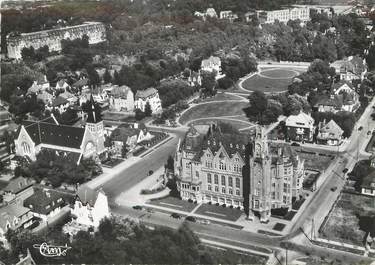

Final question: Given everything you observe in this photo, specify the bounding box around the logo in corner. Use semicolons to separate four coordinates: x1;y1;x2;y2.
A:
33;242;71;257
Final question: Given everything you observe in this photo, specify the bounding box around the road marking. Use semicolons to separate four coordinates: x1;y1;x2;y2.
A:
205;211;227;217
159;202;183;208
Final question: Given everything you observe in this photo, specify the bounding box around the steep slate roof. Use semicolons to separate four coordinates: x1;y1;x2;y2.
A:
22;121;85;149
110;127;140;142
85;94;102;123
76;186;101;207
24;188;66;215
135;87;158;99
285;112;314;128
332;81;354;93
317;119;344;140
0;204;30;232
362;170;375;189
3;177;35;194
73;78;89;88
315;95;343;108
110;85;132;98
340;56;366;75
52;96;69;107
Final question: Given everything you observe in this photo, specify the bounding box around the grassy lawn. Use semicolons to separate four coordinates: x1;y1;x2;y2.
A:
320;192;375;246
241;74;293;93
295;150;334;171
186;118;252;130
147;196;197;212
102;112;133;121
200;92;244;102
194;203;244;222
179;101;248;125
260;69;297;79
272;223;286;231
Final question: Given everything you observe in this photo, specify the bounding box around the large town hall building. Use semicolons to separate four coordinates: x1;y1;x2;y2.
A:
174;125;305;222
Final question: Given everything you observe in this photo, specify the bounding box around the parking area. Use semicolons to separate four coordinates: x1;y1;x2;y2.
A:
147;196;197;212
194;203;244;222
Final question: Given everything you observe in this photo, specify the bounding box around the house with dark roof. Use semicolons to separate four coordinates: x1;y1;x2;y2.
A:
339;56;367;82
109;85;134;112
14;114;100;164
110;123;153;153
134;87;162;113
0;204;34;245
50;96;70;114
3;177;36;204
201;56;225;80
71;185;110;228
24;187;73;221
317;119;344;146
361;171;375;196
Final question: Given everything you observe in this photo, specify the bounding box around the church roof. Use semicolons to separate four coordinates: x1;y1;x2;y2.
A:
86;94;102;123
21;120;85;149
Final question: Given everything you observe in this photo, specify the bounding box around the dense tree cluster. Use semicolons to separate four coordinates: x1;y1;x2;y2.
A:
1;217;264;264
21;45;50;62
157;80;196;108
312;111;356;138
18;149;102;187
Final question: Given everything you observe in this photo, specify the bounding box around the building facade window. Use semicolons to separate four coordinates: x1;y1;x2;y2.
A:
236;189;240;196
221;175;226;186
222;187;226;194
236;178;240;188
208;185;212;191
214;174;219;185
215;186;219;192
207;173;212;183
228;177;233;187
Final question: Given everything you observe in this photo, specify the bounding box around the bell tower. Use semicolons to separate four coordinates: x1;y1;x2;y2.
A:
248;126;272;223
85;95;105;154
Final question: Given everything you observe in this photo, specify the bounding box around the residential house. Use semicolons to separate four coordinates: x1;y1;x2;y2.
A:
59;91;78;106
244;11;257;22
331;56;367;82
110;123;153;153
109;85;134;112
71;186;110;228
285;112;315;142
36;91;54;105
3;177;35;204
194;8;218;20
316;119;344;146
219;11;238;22
55;79;70;91
361;171;375;196
333;81;360;112
187;70;202;87
24;187;73;222
0;204;34;245
256;7;310;24
201;56;225;80
72;78;89;91
51;96;70;114
134;87;162;113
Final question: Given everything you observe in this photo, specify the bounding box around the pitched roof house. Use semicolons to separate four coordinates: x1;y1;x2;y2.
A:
361;171;375;196
134;87;162;113
317;119;344;146
285;112;315;142
109;85;134;112
3;177;35;204
110;123;153;152
71;186;110;228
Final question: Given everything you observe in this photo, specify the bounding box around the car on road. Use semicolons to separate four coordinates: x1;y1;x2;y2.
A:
368;131;372;135
132;205;143;210
198;219;211;225
185;216;196;222
148;170;154;176
171;213;182;219
291;142;300;147
358;126;363;131
342;168;349;174
330;187;337;192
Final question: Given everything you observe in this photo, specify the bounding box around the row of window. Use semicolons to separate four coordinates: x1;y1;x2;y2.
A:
207;185;241;196
204;161;241;172
205;195;243;207
207;174;241;188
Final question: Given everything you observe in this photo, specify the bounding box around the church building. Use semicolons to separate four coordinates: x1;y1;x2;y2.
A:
14;96;105;164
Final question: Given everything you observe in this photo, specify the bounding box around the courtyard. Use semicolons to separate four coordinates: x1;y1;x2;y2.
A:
240;68;301;93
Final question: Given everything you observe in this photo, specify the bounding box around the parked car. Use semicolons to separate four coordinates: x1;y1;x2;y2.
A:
199;219;211;225
132;205;143;210
342;168;349;174
171;213;182;219
358;126;363;131
185;216;196;222
330;187;337;192
148;170;154;176
291;142;300;147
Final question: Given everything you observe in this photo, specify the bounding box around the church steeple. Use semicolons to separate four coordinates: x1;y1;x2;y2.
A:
253;126;268;159
86;94;101;124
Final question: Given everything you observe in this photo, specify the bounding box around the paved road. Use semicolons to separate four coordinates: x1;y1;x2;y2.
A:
99;130;186;201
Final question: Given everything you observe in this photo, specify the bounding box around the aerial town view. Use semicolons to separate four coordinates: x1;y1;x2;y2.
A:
0;0;375;264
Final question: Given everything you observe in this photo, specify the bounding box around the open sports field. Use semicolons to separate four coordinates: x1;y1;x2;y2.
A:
179;101;248;125
241;68;300;93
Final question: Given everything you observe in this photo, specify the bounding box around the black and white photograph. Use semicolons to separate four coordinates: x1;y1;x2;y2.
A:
0;0;375;264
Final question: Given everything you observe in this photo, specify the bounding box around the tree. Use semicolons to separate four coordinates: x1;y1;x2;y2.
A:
121;143;129;158
165;155;174;171
244;91;268;122
2;130;14;154
144;102;153;117
201;71;217;97
87;66;100;87
135;109;146;121
103;69;112;84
